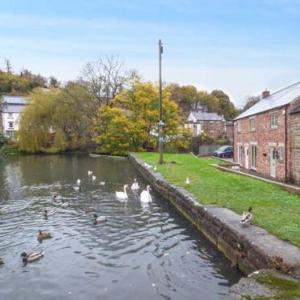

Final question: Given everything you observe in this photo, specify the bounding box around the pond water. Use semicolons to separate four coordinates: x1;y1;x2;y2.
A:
0;154;242;300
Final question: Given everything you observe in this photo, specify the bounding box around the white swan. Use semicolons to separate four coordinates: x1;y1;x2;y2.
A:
77;179;81;186
92;175;96;182
131;178;139;191
185;177;190;185
88;170;93;176
140;185;152;203
115;185;128;201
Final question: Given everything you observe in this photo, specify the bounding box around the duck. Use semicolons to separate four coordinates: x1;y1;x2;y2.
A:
0;257;4;265
61;202;69;208
241;207;253;225
77;179;81;186
153;166;157;171
83;207;96;213
21;251;44;263
37;230;52;241
73;186;80;192
93;214;107;224
144;162;153;169
88;170;93;176
185;177;191;185
44;209;48;219
115;184;128;201
52;192;61;201
92;175;96;182
131;178;140;191
140;185;152;203
99;181;106;186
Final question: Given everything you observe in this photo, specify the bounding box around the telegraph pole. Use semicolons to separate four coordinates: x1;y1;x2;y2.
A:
158;39;164;164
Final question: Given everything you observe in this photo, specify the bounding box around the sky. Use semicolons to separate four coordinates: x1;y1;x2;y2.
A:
1;0;300;107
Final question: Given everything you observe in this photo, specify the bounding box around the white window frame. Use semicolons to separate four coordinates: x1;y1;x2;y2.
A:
250;145;257;169
249;117;256;132
270;111;278;129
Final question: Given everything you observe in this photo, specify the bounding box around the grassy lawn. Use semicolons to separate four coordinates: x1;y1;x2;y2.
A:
136;152;300;248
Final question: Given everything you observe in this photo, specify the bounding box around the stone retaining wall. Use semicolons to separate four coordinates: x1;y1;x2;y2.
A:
129;154;300;277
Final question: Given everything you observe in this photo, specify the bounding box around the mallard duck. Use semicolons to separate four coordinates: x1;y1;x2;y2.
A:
44;209;48;219
115;185;128;201
0;257;4;265
93;214;107;224
83;207;96;213
37;230;52;241
241;207;253;225
21;251;44;263
131;178;139;191
140;185;152;203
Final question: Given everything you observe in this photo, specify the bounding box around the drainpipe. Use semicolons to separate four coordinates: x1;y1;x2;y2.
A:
285;105;288;182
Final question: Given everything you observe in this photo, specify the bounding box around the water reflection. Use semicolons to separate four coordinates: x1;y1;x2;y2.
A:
0;154;242;300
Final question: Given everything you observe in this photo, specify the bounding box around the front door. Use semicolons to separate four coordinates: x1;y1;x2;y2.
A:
244;145;249;169
270;148;276;178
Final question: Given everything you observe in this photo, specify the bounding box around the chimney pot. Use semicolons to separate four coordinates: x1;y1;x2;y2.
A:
262;90;270;98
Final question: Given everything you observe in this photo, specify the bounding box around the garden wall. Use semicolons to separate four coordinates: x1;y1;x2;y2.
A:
129;154;300;276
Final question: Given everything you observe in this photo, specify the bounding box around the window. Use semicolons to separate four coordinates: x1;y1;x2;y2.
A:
250;145;257;169
270;112;278;128
237;120;241;133
249;118;256;131
8;121;14;129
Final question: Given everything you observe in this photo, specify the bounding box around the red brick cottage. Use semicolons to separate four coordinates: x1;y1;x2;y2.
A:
234;81;300;184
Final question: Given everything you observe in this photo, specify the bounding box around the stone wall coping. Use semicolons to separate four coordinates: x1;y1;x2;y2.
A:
129;154;300;275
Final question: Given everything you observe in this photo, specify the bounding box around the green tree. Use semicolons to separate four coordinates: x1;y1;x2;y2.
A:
18;84;96;153
94;81;183;154
210;90;237;120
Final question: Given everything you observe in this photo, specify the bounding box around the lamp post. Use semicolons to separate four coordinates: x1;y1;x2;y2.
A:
158;39;164;164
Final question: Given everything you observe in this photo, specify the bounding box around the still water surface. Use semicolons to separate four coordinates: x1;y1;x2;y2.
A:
0;155;241;300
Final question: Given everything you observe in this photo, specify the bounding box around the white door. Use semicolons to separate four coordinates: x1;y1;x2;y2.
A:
270;148;276;178
244;145;249;169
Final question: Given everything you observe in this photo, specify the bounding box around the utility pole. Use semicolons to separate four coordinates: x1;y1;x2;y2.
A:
158;39;164;164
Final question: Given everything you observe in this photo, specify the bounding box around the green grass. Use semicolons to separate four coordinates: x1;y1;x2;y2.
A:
136;152;300;247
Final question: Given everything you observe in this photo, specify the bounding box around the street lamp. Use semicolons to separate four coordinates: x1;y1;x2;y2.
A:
158;39;164;164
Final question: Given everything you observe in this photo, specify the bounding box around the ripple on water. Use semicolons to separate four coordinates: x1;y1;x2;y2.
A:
0;155;242;300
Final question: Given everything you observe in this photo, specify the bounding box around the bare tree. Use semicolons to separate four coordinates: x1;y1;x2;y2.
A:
4;58;12;74
81;56;126;106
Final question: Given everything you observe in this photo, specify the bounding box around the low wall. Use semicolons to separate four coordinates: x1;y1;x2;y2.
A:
198;144;220;156
129;154;300;276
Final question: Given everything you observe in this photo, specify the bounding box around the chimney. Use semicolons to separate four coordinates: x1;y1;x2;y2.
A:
262;89;270;99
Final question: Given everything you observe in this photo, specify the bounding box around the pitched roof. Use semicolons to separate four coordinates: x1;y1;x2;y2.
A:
187;111;225;122
290;104;300;115
2;96;27;105
235;81;300;120
2;96;28;113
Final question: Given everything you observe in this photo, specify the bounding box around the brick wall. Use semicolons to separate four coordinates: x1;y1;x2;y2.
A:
234;106;287;181
290;113;300;183
203;120;226;139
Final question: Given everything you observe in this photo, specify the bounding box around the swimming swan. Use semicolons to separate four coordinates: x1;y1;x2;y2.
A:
115;185;128;201
131;178;139;191
140;185;152;203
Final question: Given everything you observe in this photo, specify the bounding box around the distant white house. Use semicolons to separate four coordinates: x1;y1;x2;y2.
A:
1;96;28;138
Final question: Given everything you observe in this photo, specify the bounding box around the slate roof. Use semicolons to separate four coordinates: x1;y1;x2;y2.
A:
187;111;225;122
235;81;300;120
2;96;28;113
290;104;300;115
